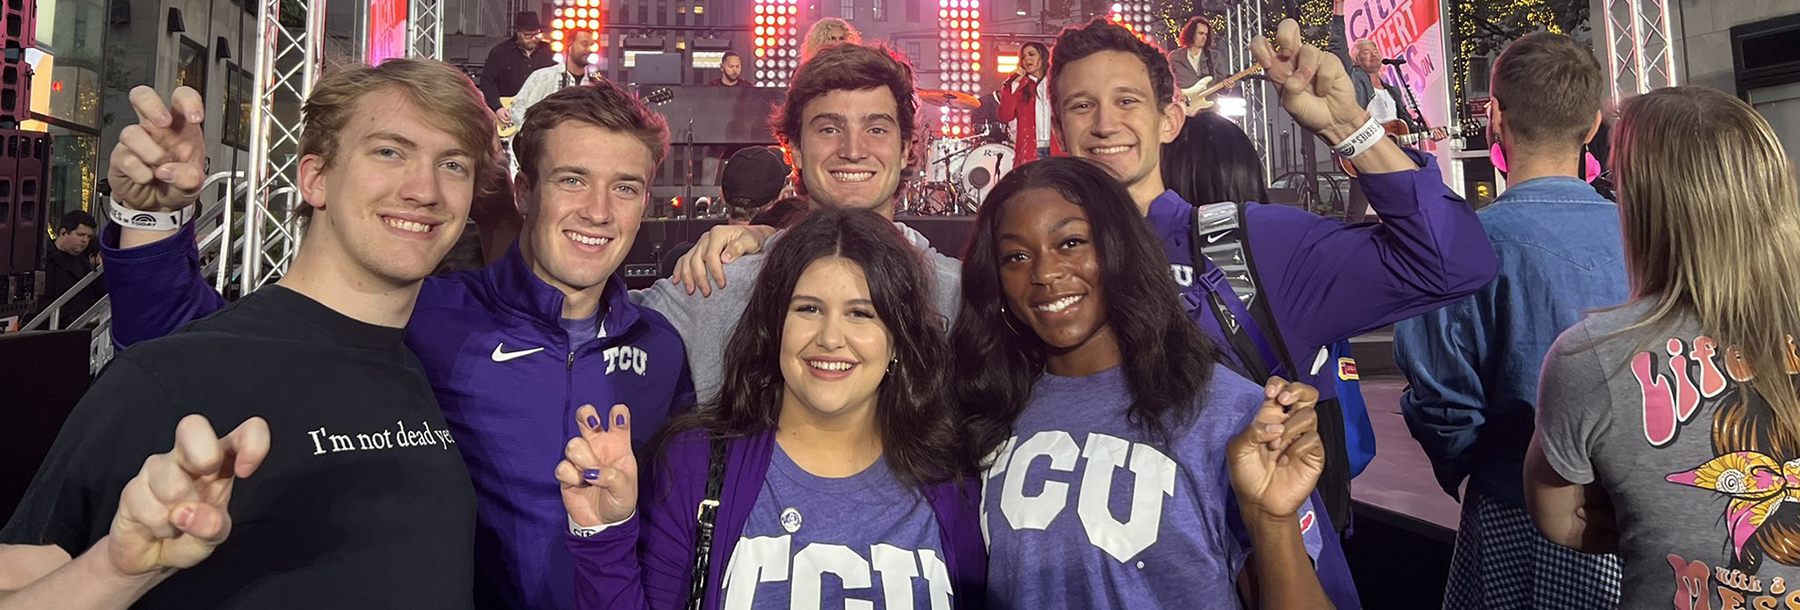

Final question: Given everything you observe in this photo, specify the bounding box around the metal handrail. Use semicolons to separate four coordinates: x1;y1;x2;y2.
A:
20;264;104;331
22;171;244;333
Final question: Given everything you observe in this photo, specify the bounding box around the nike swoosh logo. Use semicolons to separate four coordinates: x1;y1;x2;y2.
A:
1205;232;1226;244
491;344;546;362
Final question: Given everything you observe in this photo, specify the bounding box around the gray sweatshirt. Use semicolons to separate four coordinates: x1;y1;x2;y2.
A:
631;221;963;403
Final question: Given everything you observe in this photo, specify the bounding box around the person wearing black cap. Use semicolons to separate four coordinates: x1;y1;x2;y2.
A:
659;146;793;277
480;12;555;110
720;145;791;223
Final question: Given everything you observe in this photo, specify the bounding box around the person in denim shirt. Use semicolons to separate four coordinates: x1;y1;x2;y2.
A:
1393;33;1626;609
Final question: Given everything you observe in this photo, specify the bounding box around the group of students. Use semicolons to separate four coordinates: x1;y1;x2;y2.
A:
0;11;1791;610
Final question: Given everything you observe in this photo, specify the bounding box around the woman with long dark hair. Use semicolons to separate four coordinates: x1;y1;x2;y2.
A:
955;157;1333;609
557;209;984;609
1160;112;1269;206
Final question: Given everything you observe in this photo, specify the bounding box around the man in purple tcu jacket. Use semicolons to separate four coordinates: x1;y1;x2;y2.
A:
98;83;693;610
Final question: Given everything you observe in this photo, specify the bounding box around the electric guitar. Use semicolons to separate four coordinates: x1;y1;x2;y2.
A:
1180;63;1265;116
498;86;675;139
1337;120;1480;176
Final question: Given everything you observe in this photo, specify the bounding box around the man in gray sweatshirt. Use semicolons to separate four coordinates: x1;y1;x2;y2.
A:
634;43;961;402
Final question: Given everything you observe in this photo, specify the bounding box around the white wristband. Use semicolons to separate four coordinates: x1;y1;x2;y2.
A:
1329;116;1386;160
568;511;634;538
108;196;197;231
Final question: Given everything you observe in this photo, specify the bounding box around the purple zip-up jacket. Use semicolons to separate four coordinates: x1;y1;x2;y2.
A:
566;429;987;610
1147;150;1498;400
99;224;696;610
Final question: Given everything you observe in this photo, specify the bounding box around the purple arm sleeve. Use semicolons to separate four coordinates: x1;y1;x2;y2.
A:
98;222;227;350
1248;152;1498;353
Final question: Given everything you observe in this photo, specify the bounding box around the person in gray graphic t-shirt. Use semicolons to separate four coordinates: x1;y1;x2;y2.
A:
1527;86;1800;610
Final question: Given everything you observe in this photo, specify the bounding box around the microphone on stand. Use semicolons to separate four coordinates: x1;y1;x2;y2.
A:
1380;57;1408;66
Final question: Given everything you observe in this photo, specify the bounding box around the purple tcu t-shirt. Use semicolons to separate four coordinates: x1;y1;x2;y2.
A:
981;364;1328;609
719;442;953;609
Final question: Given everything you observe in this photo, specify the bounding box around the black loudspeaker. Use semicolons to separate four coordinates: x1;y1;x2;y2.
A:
0;329;91;523
1;130;49;275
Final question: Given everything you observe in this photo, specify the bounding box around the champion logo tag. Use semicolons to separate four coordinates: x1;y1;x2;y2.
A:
780;507;802;533
1299;509;1316;534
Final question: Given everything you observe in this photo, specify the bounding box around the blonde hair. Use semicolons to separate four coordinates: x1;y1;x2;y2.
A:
802;18;862;61
1613;86;1800;439
296;58;504;217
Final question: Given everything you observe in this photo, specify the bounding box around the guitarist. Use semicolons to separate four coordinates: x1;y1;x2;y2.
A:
1331;0;1427;221
1168;16;1224;101
501;31;605;135
501;31;606;175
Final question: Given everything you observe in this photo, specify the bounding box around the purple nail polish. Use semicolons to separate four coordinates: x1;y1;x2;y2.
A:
583;468;600;480
615;413;627;428
587;415;600;429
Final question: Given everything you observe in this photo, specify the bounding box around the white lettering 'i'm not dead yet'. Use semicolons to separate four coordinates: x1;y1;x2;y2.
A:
306;420;458;455
721;538;955;610
981;431;1179;563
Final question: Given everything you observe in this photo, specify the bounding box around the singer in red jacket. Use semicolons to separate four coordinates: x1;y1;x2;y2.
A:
997;42;1063;163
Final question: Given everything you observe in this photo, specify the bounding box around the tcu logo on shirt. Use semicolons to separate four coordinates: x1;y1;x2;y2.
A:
721;537;954;610
602;346;647;376
981;431;1178;563
1169;264;1195;288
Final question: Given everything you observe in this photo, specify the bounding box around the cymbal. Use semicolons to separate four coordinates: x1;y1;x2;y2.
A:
917;89;980;110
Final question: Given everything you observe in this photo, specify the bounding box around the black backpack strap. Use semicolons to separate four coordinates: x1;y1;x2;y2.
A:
1193;202;1351;535
1190;202;1293;379
685;438;727;610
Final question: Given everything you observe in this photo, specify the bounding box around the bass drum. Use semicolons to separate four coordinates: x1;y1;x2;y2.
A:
955;143;1017;208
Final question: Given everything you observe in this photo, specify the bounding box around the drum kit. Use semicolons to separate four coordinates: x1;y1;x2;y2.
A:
902;88;1018;216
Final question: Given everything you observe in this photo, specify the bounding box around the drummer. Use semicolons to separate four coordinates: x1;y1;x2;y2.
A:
997;42;1059;162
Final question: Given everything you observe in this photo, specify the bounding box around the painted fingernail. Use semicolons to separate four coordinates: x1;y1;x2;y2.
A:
587;415;600;429
583;468;601;481
615;414;626;428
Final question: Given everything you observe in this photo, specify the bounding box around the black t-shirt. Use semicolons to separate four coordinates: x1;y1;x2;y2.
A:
0;286;476;608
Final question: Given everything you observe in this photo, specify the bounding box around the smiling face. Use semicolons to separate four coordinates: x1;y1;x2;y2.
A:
779;256;893;421
517;122;652;298
1354;40;1382;74
1052;50;1184;207
567;32;598;68
995;187;1120;372
298;89;474;288
792;87;910;215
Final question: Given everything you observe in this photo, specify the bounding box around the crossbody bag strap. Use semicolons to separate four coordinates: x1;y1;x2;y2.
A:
685;438;727;610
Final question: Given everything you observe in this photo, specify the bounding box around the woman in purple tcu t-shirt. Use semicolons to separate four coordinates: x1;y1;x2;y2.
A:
556;209;987;610
953;157;1338;610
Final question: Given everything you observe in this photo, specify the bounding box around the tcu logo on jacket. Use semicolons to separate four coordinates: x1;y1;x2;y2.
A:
603;345;647;375
981;431;1177;563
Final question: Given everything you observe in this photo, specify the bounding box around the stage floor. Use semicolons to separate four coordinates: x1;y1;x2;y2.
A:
1353;372;1463;533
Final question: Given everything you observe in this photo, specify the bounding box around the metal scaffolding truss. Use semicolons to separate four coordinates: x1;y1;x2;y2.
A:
242;0;327;292
240;0;445;294
1604;0;1679;101
408;0;444;61
1222;0;1271;186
